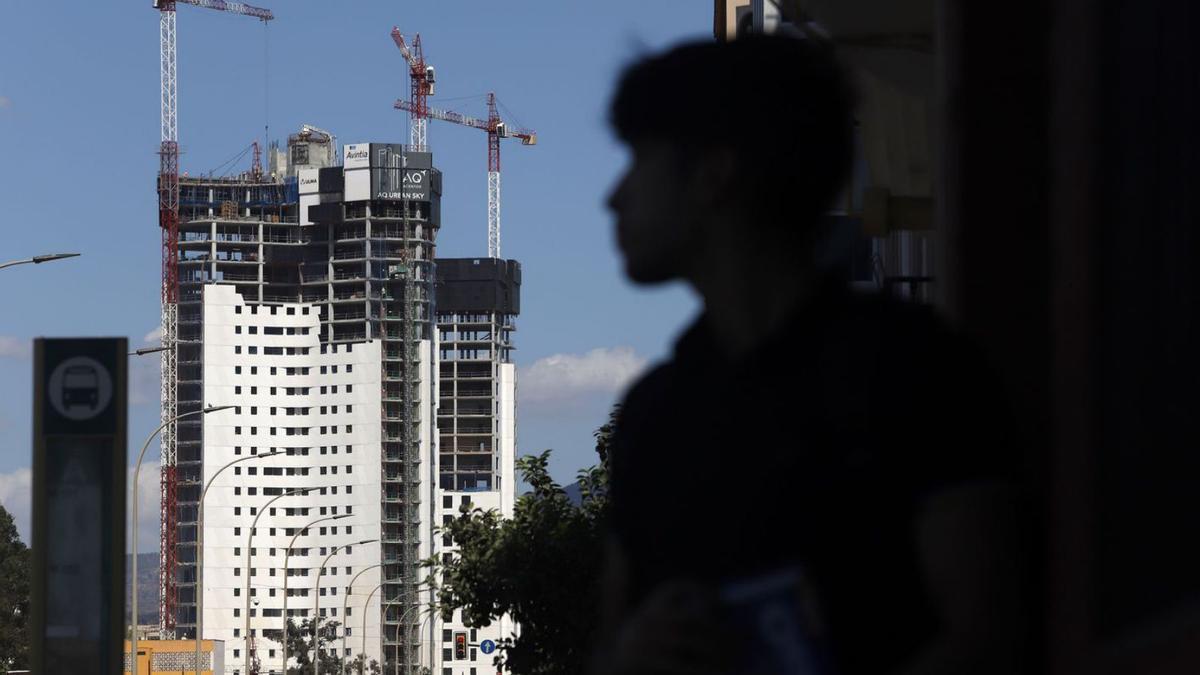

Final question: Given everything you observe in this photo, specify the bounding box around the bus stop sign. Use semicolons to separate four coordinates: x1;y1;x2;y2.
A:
31;338;127;675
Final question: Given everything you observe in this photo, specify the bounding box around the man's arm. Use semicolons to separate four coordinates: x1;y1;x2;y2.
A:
589;536;732;675
898;481;1031;675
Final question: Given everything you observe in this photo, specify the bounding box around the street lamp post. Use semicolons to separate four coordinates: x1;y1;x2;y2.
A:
130;405;232;675
360;582;385;675
282;514;350;675
129;345;169;357
193;449;284;675
412;609;436;675
340;563;384;675
245;487;316;675
313;539;377;675
386;601;420;675
0;252;80;270
355;580;426;675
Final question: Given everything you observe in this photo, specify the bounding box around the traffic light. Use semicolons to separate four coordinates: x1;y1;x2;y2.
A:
454;632;467;660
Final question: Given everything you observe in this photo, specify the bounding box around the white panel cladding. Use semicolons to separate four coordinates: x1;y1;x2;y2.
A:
432;491;515;674
497;364;517;517
344;168;370;202
299;193;320;226
200;284;385;674
298;169;320;195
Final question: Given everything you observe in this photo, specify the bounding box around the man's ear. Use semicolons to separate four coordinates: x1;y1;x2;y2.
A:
688;147;738;208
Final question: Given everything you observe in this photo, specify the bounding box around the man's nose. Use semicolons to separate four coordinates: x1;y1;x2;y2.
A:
606;173;627;213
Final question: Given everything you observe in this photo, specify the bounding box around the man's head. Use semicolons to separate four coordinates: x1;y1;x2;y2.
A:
607;35;855;285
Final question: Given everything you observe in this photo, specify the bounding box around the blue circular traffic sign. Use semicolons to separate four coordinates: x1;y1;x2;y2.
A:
480;639;496;655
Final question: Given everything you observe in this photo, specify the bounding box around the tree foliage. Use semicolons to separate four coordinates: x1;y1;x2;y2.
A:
429;406;617;674
265;617;363;675
345;653;383;675
0;504;30;673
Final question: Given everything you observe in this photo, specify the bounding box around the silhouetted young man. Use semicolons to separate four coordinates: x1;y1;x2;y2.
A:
594;36;1029;675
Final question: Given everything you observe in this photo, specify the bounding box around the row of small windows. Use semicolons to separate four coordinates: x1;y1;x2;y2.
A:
232;405;352;415
227;485;353;497
234;345;310;356
232;385;348;396
228;556;355;578
234;305;309;316
229;520;355;538
231;583;353;599
231;548;352;564
229;505;351;519
233;365;355;377
234;464;354;476
231;649;355;666
233;445;353;456
232;425;354;435
235;325;311;336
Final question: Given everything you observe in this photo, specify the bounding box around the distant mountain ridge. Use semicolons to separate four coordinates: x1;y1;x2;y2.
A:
124;553;159;624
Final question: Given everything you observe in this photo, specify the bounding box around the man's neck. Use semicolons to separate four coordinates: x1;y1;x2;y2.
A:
689;242;819;360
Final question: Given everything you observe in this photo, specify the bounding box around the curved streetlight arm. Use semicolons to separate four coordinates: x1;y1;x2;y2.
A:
314;539;377;675
193;448;283;675
356;578;426;675
130;404;232;675
0;252;79;270
386;601;423;675
130;345;169;356
412;609;437;675
360;582;386;675
340;563;384;674
282;513;351;674
245;487;316;675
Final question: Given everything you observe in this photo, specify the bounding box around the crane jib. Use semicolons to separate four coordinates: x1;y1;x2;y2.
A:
176;0;274;21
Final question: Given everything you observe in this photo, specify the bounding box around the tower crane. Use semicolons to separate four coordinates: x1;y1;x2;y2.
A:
153;0;273;638
394;93;536;258
391;27;435;151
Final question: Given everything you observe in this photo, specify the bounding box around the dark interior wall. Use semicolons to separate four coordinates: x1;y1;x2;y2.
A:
945;0;1200;672
1095;0;1200;641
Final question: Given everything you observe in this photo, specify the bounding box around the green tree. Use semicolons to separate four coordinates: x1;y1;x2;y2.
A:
346;652;382;675
264;617;347;675
430;406;617;674
0;504;30;674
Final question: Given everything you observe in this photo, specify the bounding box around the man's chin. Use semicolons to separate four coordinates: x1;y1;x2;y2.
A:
623;261;677;285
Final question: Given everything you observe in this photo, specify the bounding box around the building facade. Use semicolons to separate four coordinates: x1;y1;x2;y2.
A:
433;258;521;674
169;136;459;674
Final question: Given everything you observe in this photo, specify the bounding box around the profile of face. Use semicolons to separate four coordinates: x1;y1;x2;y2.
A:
606;142;705;285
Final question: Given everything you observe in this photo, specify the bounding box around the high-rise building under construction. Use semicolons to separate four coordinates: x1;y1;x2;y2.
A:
167;128;519;674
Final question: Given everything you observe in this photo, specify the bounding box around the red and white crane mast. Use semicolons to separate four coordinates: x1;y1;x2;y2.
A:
394;93;536;258
153;0;273;637
390;27;435;151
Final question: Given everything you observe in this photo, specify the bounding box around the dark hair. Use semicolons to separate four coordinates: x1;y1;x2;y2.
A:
610;35;856;233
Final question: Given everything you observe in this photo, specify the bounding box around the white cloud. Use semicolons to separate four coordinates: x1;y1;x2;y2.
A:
0;335;30;359
0;463;161;552
130;357;160;406
519;346;649;404
143;326;163;344
129;461;162;554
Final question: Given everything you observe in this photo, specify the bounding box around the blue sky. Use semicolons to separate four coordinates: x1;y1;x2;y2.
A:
0;2;709;546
